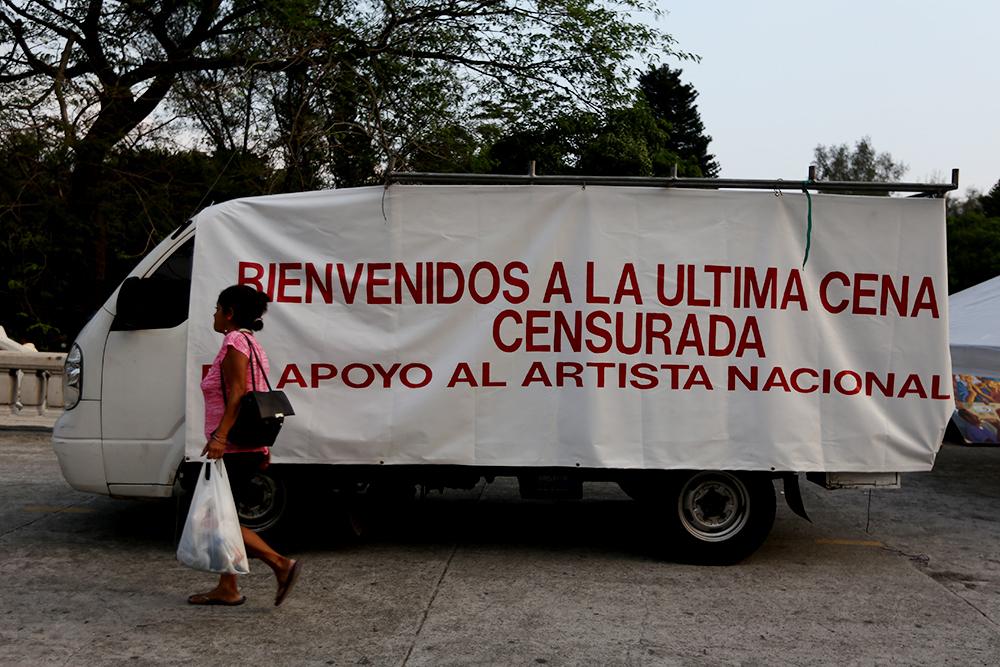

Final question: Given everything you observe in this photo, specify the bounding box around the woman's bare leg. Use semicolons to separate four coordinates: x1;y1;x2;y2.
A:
240;525;293;574
241;526;300;605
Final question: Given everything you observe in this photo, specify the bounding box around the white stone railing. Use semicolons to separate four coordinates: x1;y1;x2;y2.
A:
0;351;66;415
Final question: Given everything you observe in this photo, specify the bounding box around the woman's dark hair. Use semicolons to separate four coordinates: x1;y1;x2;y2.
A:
218;284;269;331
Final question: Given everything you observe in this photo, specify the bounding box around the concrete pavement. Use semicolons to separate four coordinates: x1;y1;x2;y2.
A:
1;430;999;665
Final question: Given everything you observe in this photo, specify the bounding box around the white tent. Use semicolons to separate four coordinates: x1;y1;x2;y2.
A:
950;275;1000;377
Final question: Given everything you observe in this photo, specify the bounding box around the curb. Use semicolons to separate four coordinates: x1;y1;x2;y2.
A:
0;425;55;433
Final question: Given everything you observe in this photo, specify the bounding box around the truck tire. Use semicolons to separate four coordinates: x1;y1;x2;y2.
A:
233;466;289;535
664;471;775;565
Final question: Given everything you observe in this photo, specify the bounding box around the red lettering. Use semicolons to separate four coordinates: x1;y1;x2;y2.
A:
834;370;862;395
735;317;765;358
554;311;581;352
790;368;818;393
763;367;790;392
373;362;401;387
525;310;550;352
503;262;530;304
469;262;501;304
367;263;391;305
556;362;584;388
851;273;878;315
614;263;642;304
342;363;375;388
584;311;613;353
708;314;734;356
436;262;464;304
395;263;424;303
238;262;265;292
630;363;658;389
744;267;777;309
866;372;894;397
645;313;672;354
543;262;572;304
676;314;704;355
659;364;689;389
687;265;710;307
265;262;276;301
522;361;552;387
911;277;940;318
880;275;908;316
310;363;337;388
820;272;850;313
400;364;432;388
277;363;307;389
586;262;609;304
931;375;950;400
728;365;757;390
305;263;334;304
781;270;808;311
656;264;683;306
614;313;642;355
898;374;928;398
448;362;477;388
481;362;505;387
705;265;730;305
585;362;615;388
276;263;302;303
686;365;712;390
493;310;521;352
337;264;364;304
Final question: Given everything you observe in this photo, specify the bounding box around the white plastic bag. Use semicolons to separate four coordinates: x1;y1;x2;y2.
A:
176;460;250;574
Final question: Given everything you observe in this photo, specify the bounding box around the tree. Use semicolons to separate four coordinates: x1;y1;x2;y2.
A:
946;180;1000;294
0;137;272;347
639;64;719;177
483;66;718;178
982;179;1000;219
1;0;678;312
947;208;1000;294
813;136;907;183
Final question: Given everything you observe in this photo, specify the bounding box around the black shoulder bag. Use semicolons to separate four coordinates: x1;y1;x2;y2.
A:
220;332;294;447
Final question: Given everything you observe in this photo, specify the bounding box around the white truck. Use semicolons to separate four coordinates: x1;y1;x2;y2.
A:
53;172;957;563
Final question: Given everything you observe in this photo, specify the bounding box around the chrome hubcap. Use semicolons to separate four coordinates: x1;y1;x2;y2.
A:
677;472;750;542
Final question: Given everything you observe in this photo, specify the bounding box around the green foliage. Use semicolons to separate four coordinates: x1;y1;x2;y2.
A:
947;180;1000;294
813;137;907;192
639;65;719;178
0;140;273;348
482;66;718;178
982;180;1000;219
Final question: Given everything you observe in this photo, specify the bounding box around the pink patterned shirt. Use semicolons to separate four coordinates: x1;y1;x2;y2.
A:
200;330;271;454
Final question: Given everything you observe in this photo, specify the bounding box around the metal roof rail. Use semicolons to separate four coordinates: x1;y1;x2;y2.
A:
387;166;959;198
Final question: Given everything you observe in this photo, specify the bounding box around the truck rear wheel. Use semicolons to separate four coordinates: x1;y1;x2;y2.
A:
665;471;775;565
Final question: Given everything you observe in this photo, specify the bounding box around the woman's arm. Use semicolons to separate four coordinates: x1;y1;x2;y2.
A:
203;346;250;459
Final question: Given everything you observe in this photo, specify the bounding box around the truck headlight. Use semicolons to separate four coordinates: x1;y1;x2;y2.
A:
63;344;82;410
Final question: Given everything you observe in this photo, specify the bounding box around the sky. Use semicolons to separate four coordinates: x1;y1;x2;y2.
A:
653;1;999;197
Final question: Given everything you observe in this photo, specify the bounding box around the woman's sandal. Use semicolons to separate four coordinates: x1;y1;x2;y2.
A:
274;560;302;607
188;593;247;606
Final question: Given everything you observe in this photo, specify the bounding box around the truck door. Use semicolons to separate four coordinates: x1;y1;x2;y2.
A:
101;235;194;491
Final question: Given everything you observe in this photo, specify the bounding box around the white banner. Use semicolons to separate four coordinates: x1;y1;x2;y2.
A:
186;185;952;472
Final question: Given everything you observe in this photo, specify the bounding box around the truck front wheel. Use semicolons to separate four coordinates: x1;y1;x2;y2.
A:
233;466;288;535
665;471;775;564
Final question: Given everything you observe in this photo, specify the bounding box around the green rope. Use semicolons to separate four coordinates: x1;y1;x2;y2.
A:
801;181;813;267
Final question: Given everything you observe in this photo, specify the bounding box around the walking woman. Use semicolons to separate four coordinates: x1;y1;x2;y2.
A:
188;284;302;606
